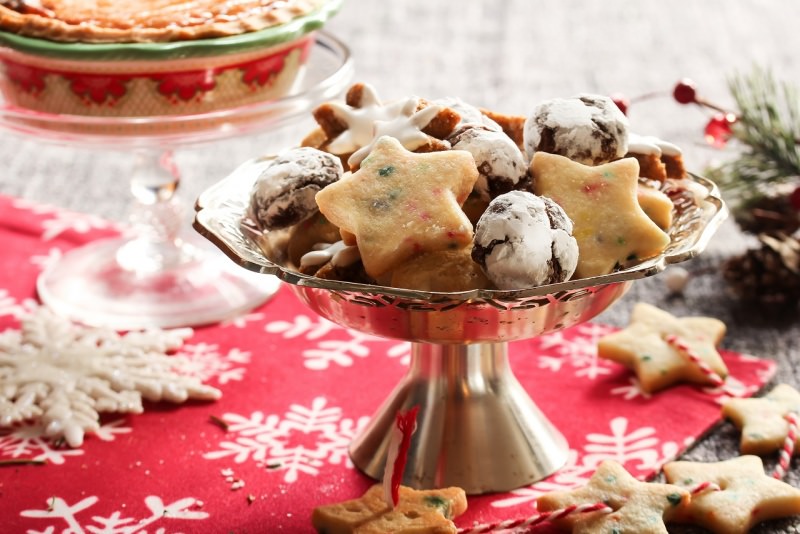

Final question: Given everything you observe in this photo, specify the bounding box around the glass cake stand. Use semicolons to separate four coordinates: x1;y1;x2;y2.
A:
193;159;727;494
0;32;353;330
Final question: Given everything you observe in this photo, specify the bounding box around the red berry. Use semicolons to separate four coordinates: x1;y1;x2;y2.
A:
673;79;697;104
610;93;629;115
704;113;737;148
790;185;800;211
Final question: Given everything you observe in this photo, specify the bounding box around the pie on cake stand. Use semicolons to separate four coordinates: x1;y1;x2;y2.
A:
0;0;352;329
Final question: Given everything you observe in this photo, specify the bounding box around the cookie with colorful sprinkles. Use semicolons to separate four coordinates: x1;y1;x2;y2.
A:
536;460;689;534
722;383;800;455
596;302;728;393
663;455;800;534
311;483;467;533
314;135;477;278
531;152;671;278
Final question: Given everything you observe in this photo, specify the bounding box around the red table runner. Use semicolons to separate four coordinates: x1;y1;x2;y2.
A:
0;195;775;533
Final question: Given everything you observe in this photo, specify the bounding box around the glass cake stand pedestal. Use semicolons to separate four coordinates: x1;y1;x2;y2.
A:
193;158;727;494
0;32;353;330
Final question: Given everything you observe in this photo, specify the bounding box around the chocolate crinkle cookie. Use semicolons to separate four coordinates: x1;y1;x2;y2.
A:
449;124;530;200
472;191;578;289
249;147;343;230
523;94;629;165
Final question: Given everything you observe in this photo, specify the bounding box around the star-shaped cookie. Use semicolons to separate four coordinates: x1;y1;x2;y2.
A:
596;302;727;393
312;484;467;534
663;455;800;534
315;136;477;278
531;152;671;278
723;383;800;454
536;460;689;534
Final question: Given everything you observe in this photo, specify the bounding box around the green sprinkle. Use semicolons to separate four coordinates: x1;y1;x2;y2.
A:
641;354;652;362
617;236;626;245
683;477;694;485
667;493;683;506
605;474;617;484
610;527;622;534
603;171;615;178
423;495;451;517
378;165;396;177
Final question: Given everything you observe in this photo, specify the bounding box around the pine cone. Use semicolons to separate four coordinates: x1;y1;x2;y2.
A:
733;193;800;236
723;234;800;306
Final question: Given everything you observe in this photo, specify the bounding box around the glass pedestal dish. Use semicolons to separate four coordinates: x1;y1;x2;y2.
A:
0;32;353;329
193;157;727;494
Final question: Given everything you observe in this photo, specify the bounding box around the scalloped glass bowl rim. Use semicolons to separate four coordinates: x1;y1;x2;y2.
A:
0;0;342;60
194;167;729;304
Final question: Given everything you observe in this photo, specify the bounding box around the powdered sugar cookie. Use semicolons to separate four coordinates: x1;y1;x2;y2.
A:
248;147;343;230
472;191;578;289
722;383;800;455
315;136;477;278
536;460;689;534
524;94;629;165
663;455;800;534
312;483;467;534
531;152;670;278
596;302;727;393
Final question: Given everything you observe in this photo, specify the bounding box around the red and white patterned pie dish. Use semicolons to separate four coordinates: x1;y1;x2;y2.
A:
0;0;341;117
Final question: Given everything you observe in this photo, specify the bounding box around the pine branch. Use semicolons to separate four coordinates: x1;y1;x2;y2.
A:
715;67;800;205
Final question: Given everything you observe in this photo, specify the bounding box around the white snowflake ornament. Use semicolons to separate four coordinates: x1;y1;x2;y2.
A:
0;307;221;448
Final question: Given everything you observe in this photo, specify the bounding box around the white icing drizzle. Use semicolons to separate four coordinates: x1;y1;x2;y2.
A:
348;104;442;168
300;240;361;269
627;133;682;157
325;84;422;155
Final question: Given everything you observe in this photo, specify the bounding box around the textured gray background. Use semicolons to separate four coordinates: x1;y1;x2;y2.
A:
2;1;800;531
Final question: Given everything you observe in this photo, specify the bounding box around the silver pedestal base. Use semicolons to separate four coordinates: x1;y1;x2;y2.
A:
349;342;568;495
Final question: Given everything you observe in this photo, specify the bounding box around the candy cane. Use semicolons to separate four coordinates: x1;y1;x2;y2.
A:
773;412;799;480
457;502;613;534
664;334;738;396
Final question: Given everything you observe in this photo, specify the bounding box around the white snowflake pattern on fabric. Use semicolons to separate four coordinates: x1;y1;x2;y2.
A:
537;323;617;380
172;343;251;385
11;198;119;241
0;289;37;320
203;396;369;483
265;314;410;369
0;420;130;465
221;312;265;329
21;494;208;533
30;248;63;274
610;377;652;401
490;417;682;508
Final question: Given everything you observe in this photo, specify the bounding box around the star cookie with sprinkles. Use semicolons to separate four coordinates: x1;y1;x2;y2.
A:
596;302;728;393
663;455;800;534
314;136;477;279
536;460;689;534
722;383;800;455
531;152;670;278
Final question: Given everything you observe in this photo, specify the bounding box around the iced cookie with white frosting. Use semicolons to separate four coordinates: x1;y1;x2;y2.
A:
627;133;687;180
523;94;629;165
472;191;578;290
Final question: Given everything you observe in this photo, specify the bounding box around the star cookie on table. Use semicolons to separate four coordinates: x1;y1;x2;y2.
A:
531;152;671;278
722;383;800;455
663;455;800;534
312;483;467;534
315;136;477;278
596;302;727;393
0;307;220;448
536;460;689;534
